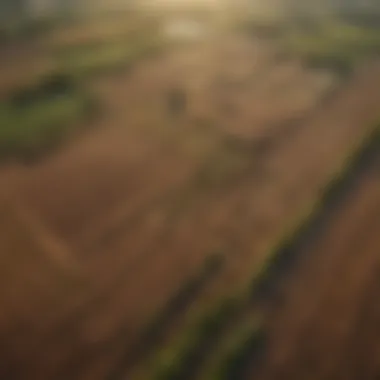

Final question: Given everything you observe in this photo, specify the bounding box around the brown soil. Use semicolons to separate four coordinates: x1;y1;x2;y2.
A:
1;34;380;379
253;154;380;380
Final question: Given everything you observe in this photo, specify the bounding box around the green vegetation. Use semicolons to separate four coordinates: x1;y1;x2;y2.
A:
249;123;380;299
319;124;380;205
0;15;164;162
143;253;225;344
9;72;76;107
338;10;380;30
0;78;95;161
58;36;163;80
203;320;265;380
282;21;380;76
235;17;287;39
139;122;380;380
106;254;226;380
237;11;380;76
196;123;380;380
60;43;133;78
0;15;72;45
145;297;242;380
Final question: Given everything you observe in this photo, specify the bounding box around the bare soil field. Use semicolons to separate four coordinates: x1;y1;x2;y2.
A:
253;152;380;380
1;31;380;380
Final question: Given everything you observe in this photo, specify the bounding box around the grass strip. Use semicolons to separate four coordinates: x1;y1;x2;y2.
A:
201;124;380;379
104;254;226;380
142;123;380;380
200;318;265;380
143;254;226;344
58;34;164;80
248;124;380;300
146;296;242;380
0;91;95;162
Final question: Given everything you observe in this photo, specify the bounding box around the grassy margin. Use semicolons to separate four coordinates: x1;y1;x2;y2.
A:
141;122;380;380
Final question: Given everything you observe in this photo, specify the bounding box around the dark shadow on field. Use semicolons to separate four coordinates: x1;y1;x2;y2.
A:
251;131;380;306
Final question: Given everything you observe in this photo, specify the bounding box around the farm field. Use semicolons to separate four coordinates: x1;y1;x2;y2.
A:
1;7;380;380
253;150;380;380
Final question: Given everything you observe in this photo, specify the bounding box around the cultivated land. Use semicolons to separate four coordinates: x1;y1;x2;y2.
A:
1;10;380;380
254;151;380;380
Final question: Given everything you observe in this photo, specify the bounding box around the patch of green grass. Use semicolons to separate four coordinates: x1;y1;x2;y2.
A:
106;254;226;380
318;126;380;206
58;35;164;80
0;16;65;44
9;72;76;107
144;297;242;380
60;43;133;78
239;15;380;76
0;92;93;161
0;15;166;162
204;320;265;380
0;69;99;162
338;10;380;30
143;253;226;343
282;21;380;76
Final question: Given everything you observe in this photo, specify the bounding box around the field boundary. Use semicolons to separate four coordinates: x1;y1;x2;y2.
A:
139;122;380;380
